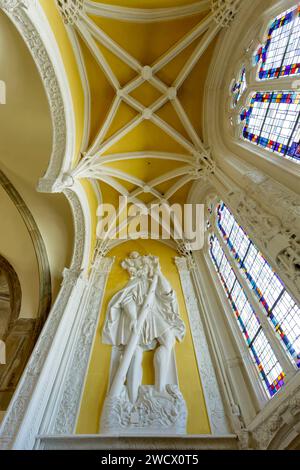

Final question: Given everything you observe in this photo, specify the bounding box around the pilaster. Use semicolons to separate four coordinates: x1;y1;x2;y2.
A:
175;256;230;435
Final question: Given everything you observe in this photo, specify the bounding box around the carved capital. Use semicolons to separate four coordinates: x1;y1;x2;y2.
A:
56;0;84;25
211;0;241;28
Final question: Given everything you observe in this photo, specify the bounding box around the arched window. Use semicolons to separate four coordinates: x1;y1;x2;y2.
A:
240;91;300;162
209;201;300;398
231;67;247;108
217;203;300;368
210;234;285;397
255;5;300;80
232;5;300;164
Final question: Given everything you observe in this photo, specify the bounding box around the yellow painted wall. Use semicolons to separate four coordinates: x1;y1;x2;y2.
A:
80;179;99;263
39;0;84;165
76;239;211;435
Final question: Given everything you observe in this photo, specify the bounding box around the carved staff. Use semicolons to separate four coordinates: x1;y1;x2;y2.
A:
108;273;158;398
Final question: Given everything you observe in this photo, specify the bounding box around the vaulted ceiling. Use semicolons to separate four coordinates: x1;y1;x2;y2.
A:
55;0;235;246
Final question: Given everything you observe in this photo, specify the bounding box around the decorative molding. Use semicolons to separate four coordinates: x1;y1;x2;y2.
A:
242;169;300;232
249;377;300;450
175;256;230;435
85;0;211;23
52;256;114;434
37;433;239;450
0;1;68;188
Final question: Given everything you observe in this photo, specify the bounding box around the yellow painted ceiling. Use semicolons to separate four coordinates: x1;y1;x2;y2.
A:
43;0;219;224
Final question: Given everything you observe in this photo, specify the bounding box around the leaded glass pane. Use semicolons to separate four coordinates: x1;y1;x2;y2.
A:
217;203;300;368
241;92;300;163
209;235;285;397
256;5;300;79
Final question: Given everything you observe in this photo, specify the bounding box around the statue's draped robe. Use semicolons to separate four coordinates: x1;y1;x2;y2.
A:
102;274;185;349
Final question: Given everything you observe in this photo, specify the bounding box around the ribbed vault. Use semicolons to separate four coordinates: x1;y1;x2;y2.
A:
56;0;241;251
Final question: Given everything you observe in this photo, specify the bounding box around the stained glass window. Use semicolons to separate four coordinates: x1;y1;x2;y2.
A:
209;235;285;397
255;5;300;80
217;202;300;369
232;67;247;108
240;91;300;163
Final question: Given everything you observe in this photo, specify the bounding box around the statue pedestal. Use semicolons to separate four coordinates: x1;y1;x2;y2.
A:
100;385;187;435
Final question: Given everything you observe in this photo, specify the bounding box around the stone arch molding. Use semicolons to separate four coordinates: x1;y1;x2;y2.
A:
0;0;92;266
0;0;76;192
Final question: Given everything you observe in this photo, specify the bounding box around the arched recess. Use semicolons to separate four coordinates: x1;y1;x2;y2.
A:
0;1;94;270
203;0;300;195
76;239;212;436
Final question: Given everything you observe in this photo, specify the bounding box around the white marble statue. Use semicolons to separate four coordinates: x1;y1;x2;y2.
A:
100;252;187;435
